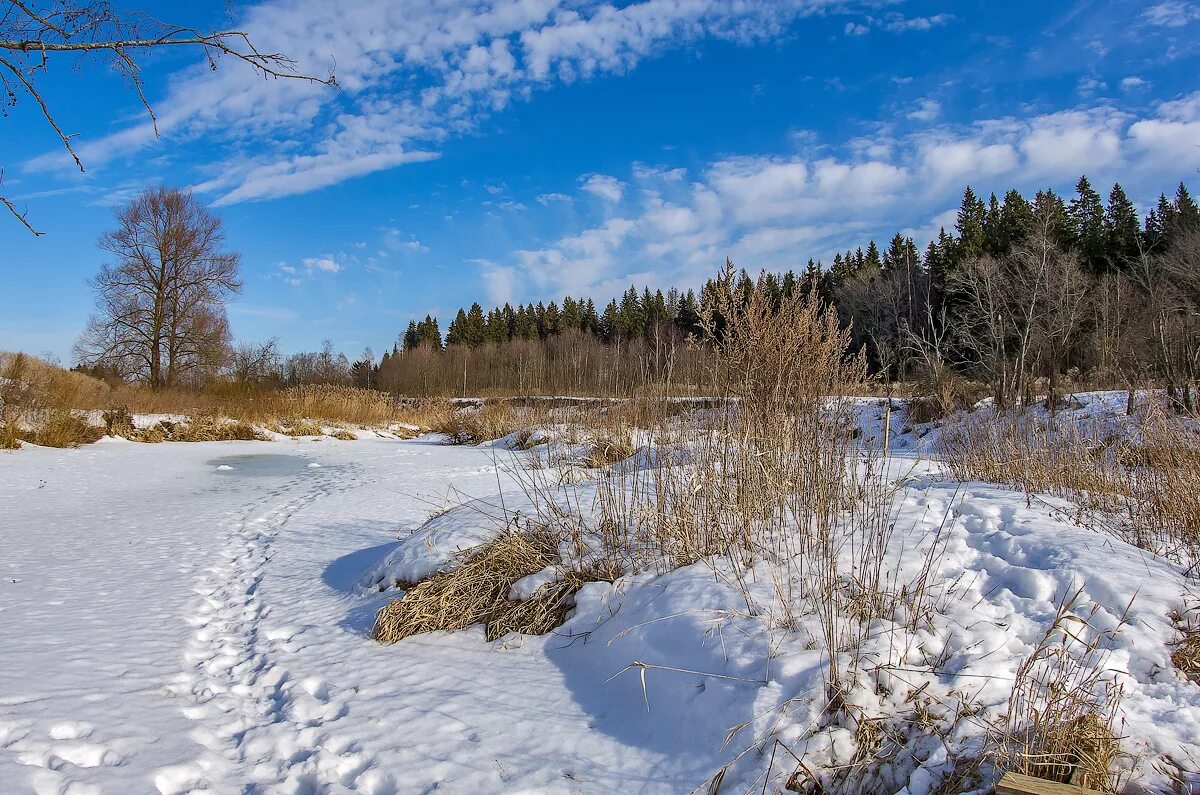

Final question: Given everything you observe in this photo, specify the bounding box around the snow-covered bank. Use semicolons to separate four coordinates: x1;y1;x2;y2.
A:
2;422;1198;793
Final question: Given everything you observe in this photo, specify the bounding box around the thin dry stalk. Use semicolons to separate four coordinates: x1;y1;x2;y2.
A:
999;584;1127;792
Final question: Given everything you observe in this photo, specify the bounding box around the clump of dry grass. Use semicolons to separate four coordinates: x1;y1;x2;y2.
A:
907;372;983;425
999;585;1126;792
485;562;620;640
18;411;104;448
940;403;1200;558
1;353;108;448
939;410;1126;500
275;417;325;437
583;431;637;468
372;531;557;643
101;407;135;436
433;402;525;445
1;423;19;449
1170;597;1200;683
331;429;358;441
130;416;269;443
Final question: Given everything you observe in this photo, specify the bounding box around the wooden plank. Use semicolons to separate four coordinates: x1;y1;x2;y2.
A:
996;772;1101;795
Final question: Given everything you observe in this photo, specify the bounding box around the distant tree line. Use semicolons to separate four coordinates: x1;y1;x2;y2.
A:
74;177;1200;405
378;175;1200;404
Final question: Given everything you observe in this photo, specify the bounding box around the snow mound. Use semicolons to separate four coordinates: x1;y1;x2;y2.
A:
356;495;517;592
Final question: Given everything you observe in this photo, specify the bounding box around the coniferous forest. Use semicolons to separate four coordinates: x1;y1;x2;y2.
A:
376;176;1200;405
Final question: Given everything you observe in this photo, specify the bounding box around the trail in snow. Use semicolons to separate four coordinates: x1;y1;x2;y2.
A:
0;438;715;794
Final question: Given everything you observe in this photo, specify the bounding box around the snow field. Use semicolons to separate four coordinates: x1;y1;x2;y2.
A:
2;397;1198;793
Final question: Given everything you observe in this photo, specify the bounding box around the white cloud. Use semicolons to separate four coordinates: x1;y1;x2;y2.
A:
844;22;869;36
907;98;942;122
487;94;1200;304
536;192;571;204
881;14;953;32
1121;76;1150;90
382;228;430;253
580;173;625;203
25;0;859;204
1143;1;1200;27
302;255;343;274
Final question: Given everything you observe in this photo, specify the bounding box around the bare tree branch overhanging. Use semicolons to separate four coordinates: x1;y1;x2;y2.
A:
0;1;337;235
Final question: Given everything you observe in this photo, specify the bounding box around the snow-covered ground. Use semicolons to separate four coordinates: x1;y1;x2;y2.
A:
2;410;1198;793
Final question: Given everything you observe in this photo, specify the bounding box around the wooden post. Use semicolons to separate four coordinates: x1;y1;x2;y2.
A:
882;400;891;457
996;772;1101;795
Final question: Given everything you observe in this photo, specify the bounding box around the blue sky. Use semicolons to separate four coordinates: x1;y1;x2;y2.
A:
2;0;1199;362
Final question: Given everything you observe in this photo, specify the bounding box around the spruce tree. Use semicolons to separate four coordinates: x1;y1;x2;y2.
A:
1104;183;1141;267
1067;176;1107;273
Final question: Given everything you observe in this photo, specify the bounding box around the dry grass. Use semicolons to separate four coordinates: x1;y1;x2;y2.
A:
128;416;269;443
2;353;108;448
432;402;526;445
583;431;637;468
999;585;1126;792
372;532;621;644
1171;596;1200;684
331;429;358;441
485;562;620;640
907;373;983;425
275;417;325;436
0;351;464;448
940;403;1200;558
18;412;104;448
938;410;1124;498
372;532;558;643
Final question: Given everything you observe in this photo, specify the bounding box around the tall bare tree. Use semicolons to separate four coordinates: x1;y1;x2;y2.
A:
1;1;335;234
75;186;241;389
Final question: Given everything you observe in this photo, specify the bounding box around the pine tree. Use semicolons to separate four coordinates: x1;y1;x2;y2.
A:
561;296;580;331
983;192;1005;255
600;300;619;342
465;303;487;347
1104;183;1140;267
675;289;701;337
955;186;987;263
864;240;882;272
1175;182;1200;233
582;299;599;335
998;189;1034;250
445;308;468;346
403;320;419;351
544;301;561;337
1068;176;1107;273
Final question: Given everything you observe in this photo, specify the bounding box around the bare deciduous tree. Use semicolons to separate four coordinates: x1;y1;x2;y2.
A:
228;337;281;386
75;186;241;389
1;1;335;234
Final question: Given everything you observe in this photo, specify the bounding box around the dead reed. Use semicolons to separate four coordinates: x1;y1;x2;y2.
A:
939;402;1200;558
372;531;557;643
129;416;269;443
999;585;1126;792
